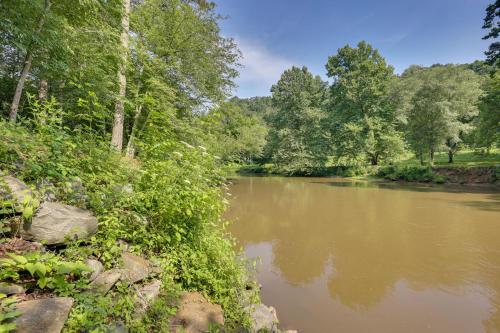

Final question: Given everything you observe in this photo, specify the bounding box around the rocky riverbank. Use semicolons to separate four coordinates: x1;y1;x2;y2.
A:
0;174;296;333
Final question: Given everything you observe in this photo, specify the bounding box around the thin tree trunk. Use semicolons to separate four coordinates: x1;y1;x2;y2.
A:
9;0;51;122
38;79;48;125
419;152;424;166
448;150;454;163
429;149;434;166
38;79;48;101
125;66;144;158
126;104;142;157
111;0;131;151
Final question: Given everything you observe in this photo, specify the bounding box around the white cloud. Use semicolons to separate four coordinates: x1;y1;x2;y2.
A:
234;37;298;97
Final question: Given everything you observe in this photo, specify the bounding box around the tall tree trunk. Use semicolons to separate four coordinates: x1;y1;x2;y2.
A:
111;0;131;151
9;0;51;122
419;152;424;166
448;150;454;163
429;149;434;166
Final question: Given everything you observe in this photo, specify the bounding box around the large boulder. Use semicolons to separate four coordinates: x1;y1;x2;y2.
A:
172;292;224;333
21;201;98;245
14;297;73;333
121;252;150;283
244;304;279;333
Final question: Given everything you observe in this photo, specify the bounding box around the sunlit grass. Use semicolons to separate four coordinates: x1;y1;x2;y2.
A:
396;149;500;167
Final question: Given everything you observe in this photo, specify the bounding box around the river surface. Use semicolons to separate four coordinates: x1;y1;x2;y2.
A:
225;176;500;333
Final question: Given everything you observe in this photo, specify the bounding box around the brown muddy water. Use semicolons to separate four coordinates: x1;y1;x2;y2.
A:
225;176;500;333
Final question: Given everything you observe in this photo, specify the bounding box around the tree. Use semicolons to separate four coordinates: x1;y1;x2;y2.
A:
473;70;500;152
326;41;404;165
407;83;456;164
111;0;131;151
483;0;500;67
4;0;52;122
0;0;114;122
394;65;483;163
267;66;329;174
121;0;240;157
203;102;268;163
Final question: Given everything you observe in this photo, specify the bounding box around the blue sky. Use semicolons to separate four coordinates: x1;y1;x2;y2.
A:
215;0;492;98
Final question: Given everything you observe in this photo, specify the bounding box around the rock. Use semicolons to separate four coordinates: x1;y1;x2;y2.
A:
121;252;150;283
85;259;104;282
0;282;25;295
2;175;33;205
136;279;161;313
244;304;279;333
14;297;73;333
89;269;122;294
172;292;224;333
21;201;98;245
283;330;298;333
105;322;129;333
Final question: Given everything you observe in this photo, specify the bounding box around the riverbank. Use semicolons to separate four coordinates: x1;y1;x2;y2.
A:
234;164;499;186
0;123;298;332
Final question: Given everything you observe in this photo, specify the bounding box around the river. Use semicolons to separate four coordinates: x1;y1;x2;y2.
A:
225;176;500;333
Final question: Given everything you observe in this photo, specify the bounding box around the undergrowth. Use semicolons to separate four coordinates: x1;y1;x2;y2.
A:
0;112;250;331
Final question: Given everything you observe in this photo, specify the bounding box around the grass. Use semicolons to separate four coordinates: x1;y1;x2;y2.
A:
395;149;500;168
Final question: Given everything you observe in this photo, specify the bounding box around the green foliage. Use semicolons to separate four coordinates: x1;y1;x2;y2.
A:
204;102;268;163
0;115;249;328
326;41;404;166
376;165;443;183
267;66;330;175
473;70;500;151
482;1;500;67
0;252;89;295
0;293;21;333
393;64;484;164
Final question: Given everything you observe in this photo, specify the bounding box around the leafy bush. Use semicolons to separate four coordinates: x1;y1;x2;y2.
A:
0;119;249;329
376;165;444;183
0;252;89;295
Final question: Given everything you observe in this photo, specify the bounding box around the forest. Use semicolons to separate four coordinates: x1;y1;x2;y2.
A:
0;0;498;332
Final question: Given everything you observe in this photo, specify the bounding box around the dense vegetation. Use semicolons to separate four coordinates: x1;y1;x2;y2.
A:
0;0;254;331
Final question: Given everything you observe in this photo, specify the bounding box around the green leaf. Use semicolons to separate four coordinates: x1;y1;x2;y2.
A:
2;310;21;320
7;254;27;265
37;276;48;289
24;263;36;276
0;322;17;333
33;262;47;277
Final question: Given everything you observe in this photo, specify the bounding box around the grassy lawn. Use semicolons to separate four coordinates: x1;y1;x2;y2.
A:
395;149;500;168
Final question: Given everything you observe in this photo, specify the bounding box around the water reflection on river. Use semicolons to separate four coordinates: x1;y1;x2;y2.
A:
225;177;500;333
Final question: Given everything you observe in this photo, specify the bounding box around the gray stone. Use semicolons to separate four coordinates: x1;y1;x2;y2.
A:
136;279;161;313
172;292;224;333
244;304;279;333
14;297;73;333
121;252;150;283
21;201;98;245
105;322;129;333
85;259;104;282
2;175;32;206
0;282;25;295
89;269;122;294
